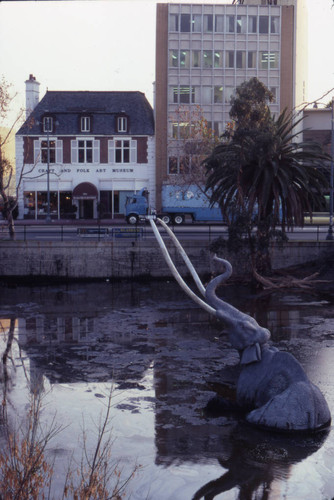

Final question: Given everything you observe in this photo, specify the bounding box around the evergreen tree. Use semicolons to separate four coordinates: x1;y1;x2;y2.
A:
204;78;330;276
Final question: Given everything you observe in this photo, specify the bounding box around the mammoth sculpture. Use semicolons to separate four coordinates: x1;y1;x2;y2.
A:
150;218;331;432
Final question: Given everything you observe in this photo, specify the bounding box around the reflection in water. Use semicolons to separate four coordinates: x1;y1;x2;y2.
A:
0;281;333;499
192;427;329;500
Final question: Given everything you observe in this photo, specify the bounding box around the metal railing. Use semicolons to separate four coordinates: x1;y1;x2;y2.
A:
0;221;332;243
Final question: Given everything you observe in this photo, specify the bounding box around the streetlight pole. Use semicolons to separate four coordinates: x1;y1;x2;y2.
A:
46;126;51;223
326;97;334;240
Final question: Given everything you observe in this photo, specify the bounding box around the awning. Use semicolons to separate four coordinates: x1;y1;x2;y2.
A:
72;182;98;200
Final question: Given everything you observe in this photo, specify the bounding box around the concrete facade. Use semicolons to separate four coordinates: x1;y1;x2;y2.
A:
0;239;332;280
155;0;308;209
303;106;332;156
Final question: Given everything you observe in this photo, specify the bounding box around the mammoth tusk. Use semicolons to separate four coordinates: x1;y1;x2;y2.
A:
212;254;232;280
156;218;206;297
149;218;216;316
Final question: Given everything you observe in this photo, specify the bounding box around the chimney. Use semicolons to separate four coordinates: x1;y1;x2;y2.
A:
25;74;40;118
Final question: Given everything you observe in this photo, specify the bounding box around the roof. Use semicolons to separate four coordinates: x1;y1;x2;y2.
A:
17;91;154;136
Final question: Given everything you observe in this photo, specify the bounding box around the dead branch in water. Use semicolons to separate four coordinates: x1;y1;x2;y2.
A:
253;268;330;290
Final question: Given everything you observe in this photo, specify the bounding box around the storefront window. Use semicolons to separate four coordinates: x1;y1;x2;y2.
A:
37;191;58;218
59;192;76;218
24;191;36;218
100;190;133;216
99;191;113;217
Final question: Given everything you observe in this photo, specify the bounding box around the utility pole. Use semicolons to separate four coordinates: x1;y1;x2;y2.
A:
46;120;51;223
326;97;334;240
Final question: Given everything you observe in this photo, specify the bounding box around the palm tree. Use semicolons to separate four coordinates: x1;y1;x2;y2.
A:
204;109;330;276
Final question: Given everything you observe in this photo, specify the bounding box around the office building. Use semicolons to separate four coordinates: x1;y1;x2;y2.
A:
155;0;307;208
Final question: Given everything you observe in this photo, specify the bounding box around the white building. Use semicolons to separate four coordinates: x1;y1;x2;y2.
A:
16;75;155;220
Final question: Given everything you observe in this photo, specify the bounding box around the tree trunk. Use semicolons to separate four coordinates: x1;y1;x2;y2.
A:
7;210;15;240
254;223;272;276
2;198;16;240
0;144;16;240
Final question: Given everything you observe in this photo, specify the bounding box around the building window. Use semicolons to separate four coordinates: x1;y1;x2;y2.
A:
270;87;277;103
59;192;74;217
180;50;190;68
37;191;58;218
180;13;191;32
236;51;246;69
214;51;223;68
203;14;213;32
117;116;128;132
270;16;279;34
24;191;35;218
174;86;195;104
192;14;201;32
108;139;136;163
207;121;222;137
100;191;132;216
179;156;191;174
110;139;137;163
259;15;269;33
192;50;200;68
260;51;279;69
215;15;224;32
224;87;234;104
71;139;99;163
169;13;178;31
172;123;179;139
168;156;178;174
81;116;91;132
237;15;247;34
116;140;130;163
170;50;178;67
78;140;93;163
34;139;62;164
168;156;196;175
214;86;223;104
248;15;257;33
248;51;257;68
43;116;53;133
226;15;235;33
203;50;213;68
172;121;193;140
202;87;212;104
226;51;234;68
41;140;56;163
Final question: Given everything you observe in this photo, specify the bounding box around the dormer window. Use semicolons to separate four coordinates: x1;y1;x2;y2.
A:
43;116;53;133
81;116;91;132
117;116;128;133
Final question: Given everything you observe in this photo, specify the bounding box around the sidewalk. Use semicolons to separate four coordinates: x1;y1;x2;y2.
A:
1;217;126;226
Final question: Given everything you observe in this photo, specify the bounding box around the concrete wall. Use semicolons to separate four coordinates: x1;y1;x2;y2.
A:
0;239;333;280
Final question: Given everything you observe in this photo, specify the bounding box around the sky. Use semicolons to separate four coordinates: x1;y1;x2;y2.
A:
0;0;334;129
